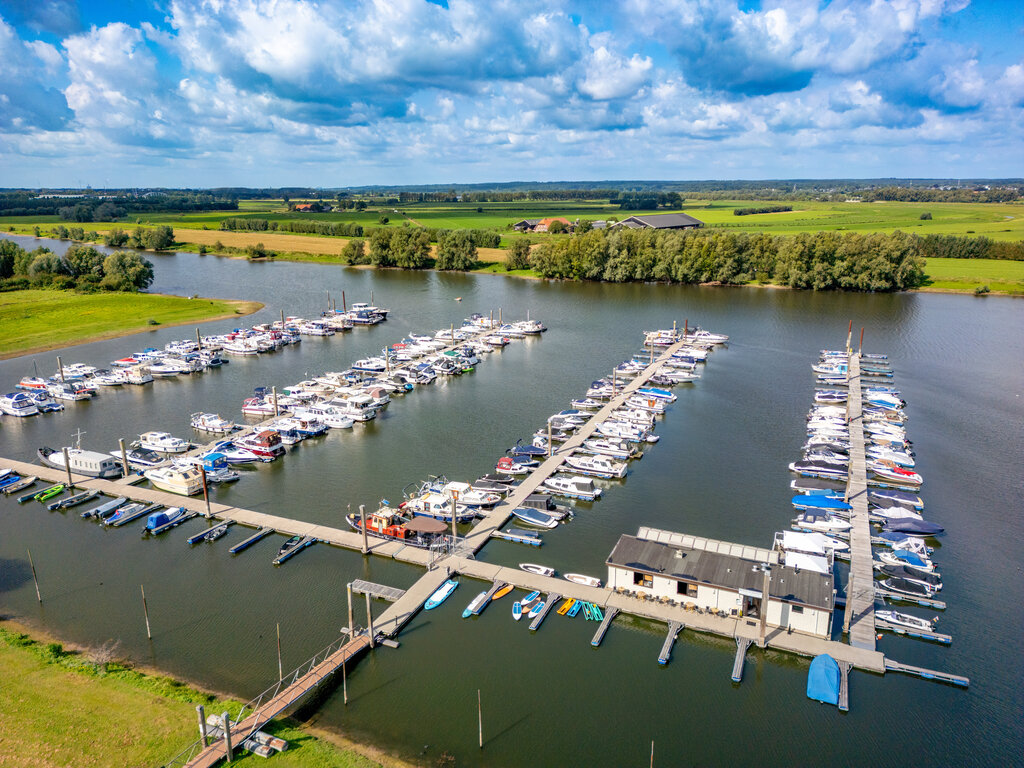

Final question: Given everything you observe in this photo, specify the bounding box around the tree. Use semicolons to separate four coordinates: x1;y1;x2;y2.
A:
575;219;593;234
28;250;71;281
93;202;123;221
392;229;431;268
341;238;366;264
548;220;567;234
100;251;154;291
368;229;394;266
103;228;129;246
505;239;531;271
245;242;272;259
142;225;174;250
378;215;389;224
0;239;22;279
64;245;106;278
919;212;932;220
435;230;477;270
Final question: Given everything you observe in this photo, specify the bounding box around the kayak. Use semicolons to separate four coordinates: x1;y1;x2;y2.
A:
557;598;575;615
425;579;458;610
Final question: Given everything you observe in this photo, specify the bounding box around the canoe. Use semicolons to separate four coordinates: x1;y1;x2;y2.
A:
527;601;545;620
557;598;575;615
512;601;523;621
425;579;458;610
519;563;556;577
462;591;488;618
564;573;602;588
2;476;37;495
492;583;513;600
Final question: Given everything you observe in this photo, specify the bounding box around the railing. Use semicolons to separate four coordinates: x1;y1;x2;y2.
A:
162;633;361;767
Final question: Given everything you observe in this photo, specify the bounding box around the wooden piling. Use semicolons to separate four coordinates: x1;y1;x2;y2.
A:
342;290;346;312
343;658;348;704
197;705;208;747
196;327;202;351
61;447;73;488
365;591;374;649
276;622;283;681
141;584;152;639
56;355;65;382
118;438;130;478
222;712;233;763
272;386;279;417
478;689;483;749
359;505;368;554
27;549;41;603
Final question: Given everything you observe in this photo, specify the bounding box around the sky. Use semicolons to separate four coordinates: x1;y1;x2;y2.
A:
0;0;1021;188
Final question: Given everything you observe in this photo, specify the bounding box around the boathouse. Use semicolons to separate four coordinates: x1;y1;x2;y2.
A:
605;527;834;638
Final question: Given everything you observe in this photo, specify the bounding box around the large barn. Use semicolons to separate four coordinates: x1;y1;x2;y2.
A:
612;213;704;230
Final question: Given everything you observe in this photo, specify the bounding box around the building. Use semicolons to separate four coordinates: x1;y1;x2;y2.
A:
612;213;704;230
512;217;572;233
605;527;834;638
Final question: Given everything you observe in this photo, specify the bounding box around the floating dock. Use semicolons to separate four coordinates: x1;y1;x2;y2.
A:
883;659;969;687
658;621;683;665
229;527;274;554
875;619;951;644
875;587;946;610
490;529;542;546
109;502;160;527
591;608;618;647
731;638;751;683
529;593;559;631
838;661;852;712
272;536;316;565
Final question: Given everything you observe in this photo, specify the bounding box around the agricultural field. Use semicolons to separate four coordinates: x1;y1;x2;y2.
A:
920;257;1024;295
0;290;261;359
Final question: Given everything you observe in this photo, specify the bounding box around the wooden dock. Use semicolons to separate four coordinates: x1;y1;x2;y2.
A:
844;354;877;651
731;637;751;682
838;661;852;711
529;593;559;630
658;621;683;665
591;608;618;647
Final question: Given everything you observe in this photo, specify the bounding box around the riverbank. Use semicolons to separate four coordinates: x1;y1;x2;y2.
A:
0;619;416;768
0;290;262;360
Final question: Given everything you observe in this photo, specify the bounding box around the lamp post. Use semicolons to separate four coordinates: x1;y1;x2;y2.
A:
752;563;772;648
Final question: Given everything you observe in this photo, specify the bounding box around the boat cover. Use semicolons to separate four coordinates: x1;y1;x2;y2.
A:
883;518;944;535
792;495;851;510
782;551;831;575
405;517;447;534
807;655;841;705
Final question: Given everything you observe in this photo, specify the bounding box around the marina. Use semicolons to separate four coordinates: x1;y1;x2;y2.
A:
0;249;1018;768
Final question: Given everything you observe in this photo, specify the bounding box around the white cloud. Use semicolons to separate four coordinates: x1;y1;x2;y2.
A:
578;46;652;101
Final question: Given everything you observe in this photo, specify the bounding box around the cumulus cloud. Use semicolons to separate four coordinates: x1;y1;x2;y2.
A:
0;17;72;131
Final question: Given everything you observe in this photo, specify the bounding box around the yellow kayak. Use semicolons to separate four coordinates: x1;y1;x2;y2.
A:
557;598;576;615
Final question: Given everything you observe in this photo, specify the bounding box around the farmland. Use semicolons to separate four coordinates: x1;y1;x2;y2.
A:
921;257;1024;295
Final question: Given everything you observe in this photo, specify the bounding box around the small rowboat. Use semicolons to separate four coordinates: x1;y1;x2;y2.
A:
462;591;488;618
3;476;37;495
564;573;602;588
512;601;523;621
519;563;555;577
492;583;513;600
557;598;575;615
425;579;458;610
527;601;545;620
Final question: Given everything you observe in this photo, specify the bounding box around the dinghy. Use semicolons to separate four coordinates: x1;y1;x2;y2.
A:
520;563;556;577
564;573;602;588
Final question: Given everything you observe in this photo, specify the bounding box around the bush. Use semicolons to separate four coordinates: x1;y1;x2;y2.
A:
245;242;272;259
378;215;389;225
974;285;990;294
919;212;932;220
100;251;154;291
505;239;531;271
734;205;793;216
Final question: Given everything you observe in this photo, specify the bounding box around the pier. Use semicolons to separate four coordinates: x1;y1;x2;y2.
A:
658;621;683;665
529;593;559;630
843;353;877;651
591;608;618;647
731;638;751;682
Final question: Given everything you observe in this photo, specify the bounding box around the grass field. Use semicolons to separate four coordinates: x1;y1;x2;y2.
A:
921;257;1024;295
0;624;404;768
0;290;262;359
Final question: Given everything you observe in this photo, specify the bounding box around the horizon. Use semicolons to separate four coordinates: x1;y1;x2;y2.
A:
0;0;1022;186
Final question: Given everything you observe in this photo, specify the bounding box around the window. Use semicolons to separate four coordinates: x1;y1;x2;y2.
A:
676;582;697;596
792;605;804;614
633;571;653;588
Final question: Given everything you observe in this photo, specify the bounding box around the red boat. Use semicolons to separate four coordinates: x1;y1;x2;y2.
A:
346;506;447;547
235;430;285;459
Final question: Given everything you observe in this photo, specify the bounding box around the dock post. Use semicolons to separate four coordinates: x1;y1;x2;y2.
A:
141;584;152;639
196;327;202;351
342;290;346;312
450;323;455;345
281;309;286;326
489;309;493;326
449;490;458;546
370;289;373;306
859;327;864;355
56;355;65;382
359;505;368;554
276;622;283;681
684;319;688;337
222;712;233;763
61;447;73;488
272;386;279;417
118;438;130;477
673;319;677;332
478;689;483;749
196;705;207;747
200;466;211;517
612;371;617;395
547;422;552;457
347;583;354;639
27;549;41;603
365;592;374;648
343;658;348;704
499;308;502;325
846;320;853;354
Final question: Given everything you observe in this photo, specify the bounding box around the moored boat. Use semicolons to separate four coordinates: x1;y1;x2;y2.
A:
519;563;555;577
564;573;602;588
425;580;458;610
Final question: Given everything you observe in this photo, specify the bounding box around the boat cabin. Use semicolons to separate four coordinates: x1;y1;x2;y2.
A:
605;527;834;639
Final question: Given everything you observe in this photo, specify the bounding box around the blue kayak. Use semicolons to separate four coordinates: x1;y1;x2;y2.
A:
425;579;458;610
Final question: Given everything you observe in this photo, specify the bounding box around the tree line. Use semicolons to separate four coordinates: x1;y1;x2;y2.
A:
0;191;236;218
734;205;793;215
46;224;175;250
217;217;502;249
919;234;1024;260
0;240;154;292
526;229;927;290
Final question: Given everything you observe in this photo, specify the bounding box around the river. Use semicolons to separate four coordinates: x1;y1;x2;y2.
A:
1;235;1022;766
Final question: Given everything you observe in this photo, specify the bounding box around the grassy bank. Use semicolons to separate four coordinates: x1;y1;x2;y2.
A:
0;622;411;768
0;290;262;359
920;257;1024;295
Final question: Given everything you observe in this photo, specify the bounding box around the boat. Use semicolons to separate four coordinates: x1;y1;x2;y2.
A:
519;563;555;577
199;523;231;542
495;456;532;475
16;376;48;391
882;517;944;536
869;488;923;509
511;506;559;529
213;442;265;464
564;573;602;588
190;413;237;434
791;495;851;512
462;591;488;618
34;484;65;502
512;601;523;621
557;599;576;615
103;502;148;526
0;392;39;417
879;577;937;599
876;609;936;632
3;476;37;495
38;444;123;479
807;654;841;706
440;481;501;508
277;535;303;558
565;453;627;478
425;580;459;610
144;465;205;496
28;392;64;412
346;506;447;547
493;584;513;600
570;398;603;410
235;430;285;459
80;495;127;519
540;475;602;501
399;491;476;523
580;438;638;460
527;601;545;620
109;445;165;468
878;549;936;572
636;386;676;402
792;512;851;533
567;600;582;617
139;431;190;453
47;381;93;400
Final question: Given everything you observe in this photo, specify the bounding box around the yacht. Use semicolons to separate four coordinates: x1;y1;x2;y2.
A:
189;413;238;434
144;465;205;496
47;381;93;401
139;431;190;453
235;430;285;459
16;376;48;391
565;453;627;478
541;475;602;501
0;392;40;417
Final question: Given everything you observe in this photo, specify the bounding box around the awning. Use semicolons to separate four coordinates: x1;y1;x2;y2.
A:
739;588;763;599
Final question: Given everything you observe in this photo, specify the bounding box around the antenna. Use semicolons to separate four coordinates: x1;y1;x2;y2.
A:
72;428;86;449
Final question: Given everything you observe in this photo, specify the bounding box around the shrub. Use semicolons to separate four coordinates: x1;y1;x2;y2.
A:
974;285;990;295
919;212;932;220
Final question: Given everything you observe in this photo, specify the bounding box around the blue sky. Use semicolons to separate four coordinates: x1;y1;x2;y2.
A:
0;0;1021;187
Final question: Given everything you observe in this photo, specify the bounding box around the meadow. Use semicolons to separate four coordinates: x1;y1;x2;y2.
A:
0;290;261;359
921;257;1024;295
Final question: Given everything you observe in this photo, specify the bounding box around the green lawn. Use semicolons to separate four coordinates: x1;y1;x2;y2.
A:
0;626;399;768
0;290;261;359
921;257;1024;295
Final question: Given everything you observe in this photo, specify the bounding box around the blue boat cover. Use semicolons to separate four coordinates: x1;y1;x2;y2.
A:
807;654;841;705
792;495;851;510
883;518;944;535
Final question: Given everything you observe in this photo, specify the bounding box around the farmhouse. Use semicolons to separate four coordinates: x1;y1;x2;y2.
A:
512;217;572;233
612;213;704;230
293;203;314;212
606;527;835;639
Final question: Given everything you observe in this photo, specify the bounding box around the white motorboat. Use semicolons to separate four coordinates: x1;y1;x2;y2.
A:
792;512;851;533
399;491;476;523
519;563;555;577
144;465;205;496
541;475;602;501
124;365;153;385
875;609;936;632
0;392;39;417
580;438;638;460
595;421;648;443
16;376;48;391
609;408;656;427
47;381;92;401
190;413;237;434
570;398;603;410
564;573;602;588
565;453;627;478
291;404;354;429
510;506;559;528
441;481;501;508
139;431;190;453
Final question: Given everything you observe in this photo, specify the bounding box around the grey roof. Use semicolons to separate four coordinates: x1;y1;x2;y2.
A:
619;213;704;229
606;534;833;610
513;218;542;227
